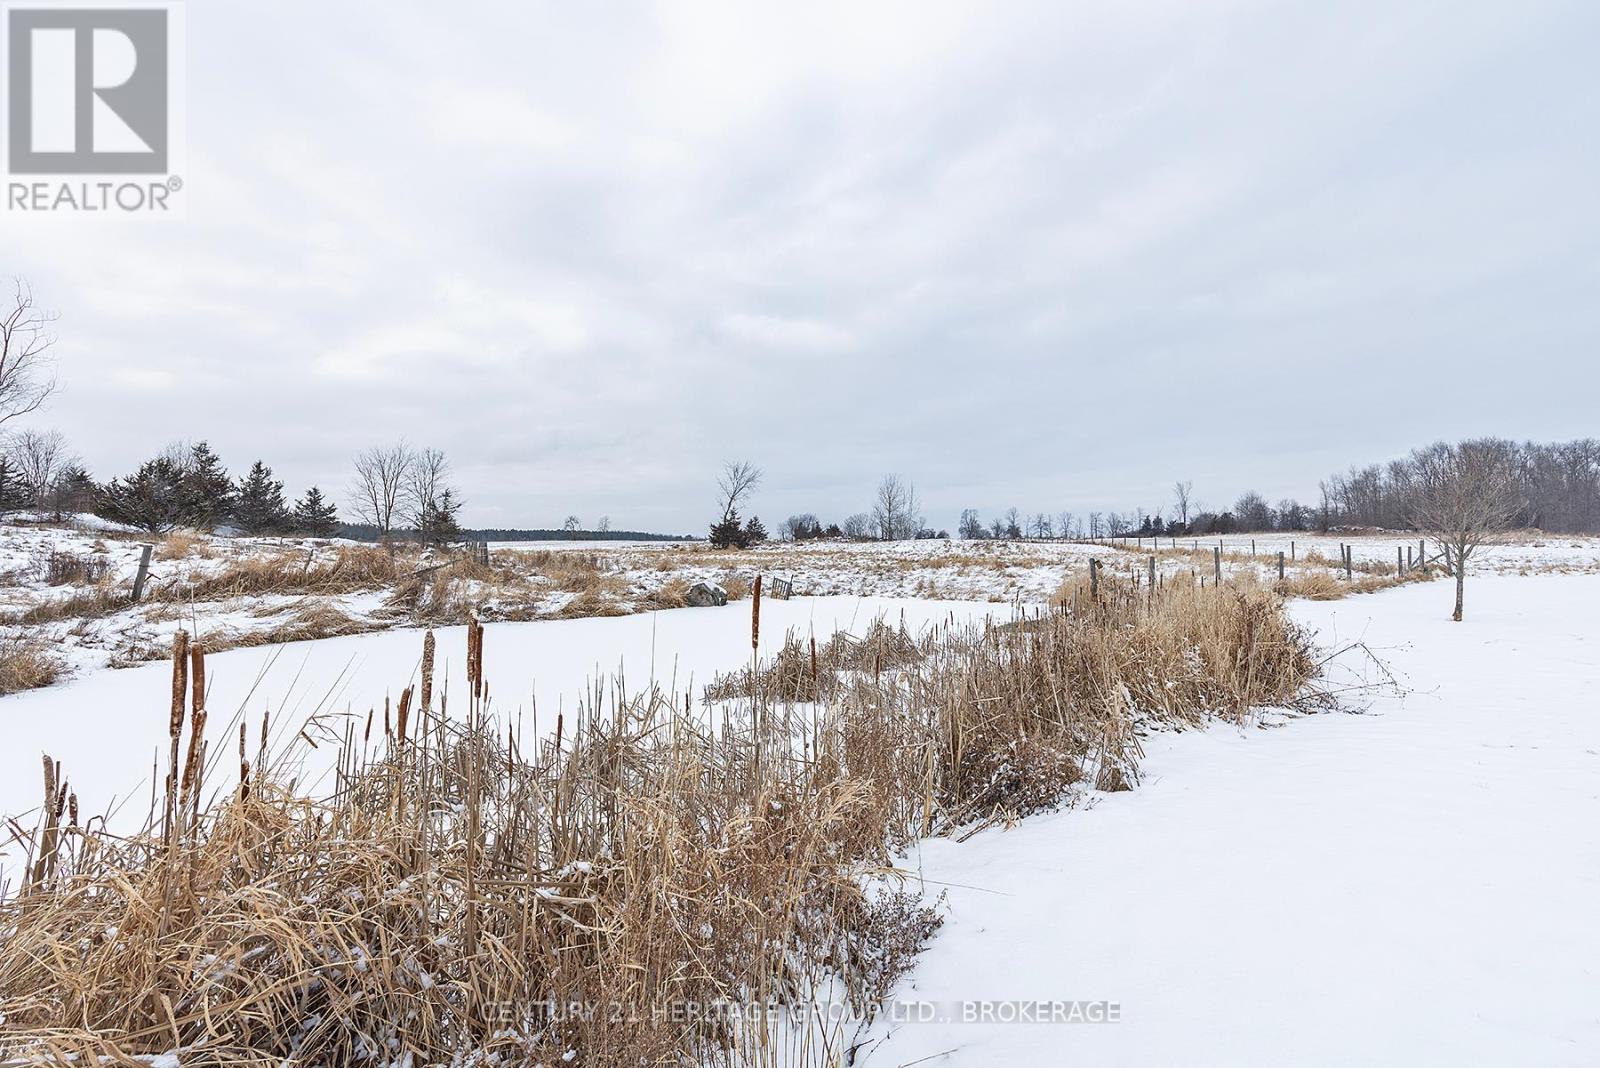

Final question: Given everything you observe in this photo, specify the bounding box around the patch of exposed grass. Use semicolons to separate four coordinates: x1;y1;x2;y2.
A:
0;638;63;695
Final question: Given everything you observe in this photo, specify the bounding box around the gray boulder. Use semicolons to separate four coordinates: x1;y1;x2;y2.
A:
685;581;729;607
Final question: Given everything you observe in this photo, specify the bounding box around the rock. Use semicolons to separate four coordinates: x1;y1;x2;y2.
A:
685;581;728;607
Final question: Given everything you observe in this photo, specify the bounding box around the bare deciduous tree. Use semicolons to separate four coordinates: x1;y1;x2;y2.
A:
562;515;581;532
957;508;984;540
873;475;921;541
404;447;448;527
1173;480;1193;528
841;512;873;539
596;515;610;533
0;282;58;428
716;460;763;524
350;442;414;537
1410;438;1523;621
4;428;77;508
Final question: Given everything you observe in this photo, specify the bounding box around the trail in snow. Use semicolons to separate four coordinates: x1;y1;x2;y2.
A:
862;574;1600;1066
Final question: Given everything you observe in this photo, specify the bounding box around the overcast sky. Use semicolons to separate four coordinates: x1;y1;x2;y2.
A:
8;0;1598;533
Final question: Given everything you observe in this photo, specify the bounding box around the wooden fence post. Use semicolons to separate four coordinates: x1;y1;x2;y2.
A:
1278;550;1285;581
131;544;154;601
1397;546;1403;576
1090;558;1100;599
1213;546;1222;585
1148;555;1156;599
1344;544;1353;580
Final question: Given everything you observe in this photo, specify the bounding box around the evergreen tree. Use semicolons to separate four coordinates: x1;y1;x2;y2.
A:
46;466;98;515
234;460;289;535
742;515;767;545
417;487;462;544
709;509;744;548
179;441;234;529
98;456;188;533
291;485;340;537
0;457;29;514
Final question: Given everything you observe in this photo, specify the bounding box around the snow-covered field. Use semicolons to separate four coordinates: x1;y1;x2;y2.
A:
0;594;1001;828
3;512;1597;1063
7;516;1600;700
859;574;1600;1065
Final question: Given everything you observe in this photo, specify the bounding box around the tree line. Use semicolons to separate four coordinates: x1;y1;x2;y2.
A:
0;432;478;542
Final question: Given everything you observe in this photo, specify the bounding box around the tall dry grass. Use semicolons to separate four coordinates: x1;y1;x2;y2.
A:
0;637;62;695
0;579;1323;1066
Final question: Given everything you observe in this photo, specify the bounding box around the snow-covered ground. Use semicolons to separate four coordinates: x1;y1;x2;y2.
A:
7;516;1600;700
0;595;1001;829
858;574;1600;1066
5;517;1597;1063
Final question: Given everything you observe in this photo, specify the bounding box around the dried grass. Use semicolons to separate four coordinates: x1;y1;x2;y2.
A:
0;637;62;695
0;580;1323;1065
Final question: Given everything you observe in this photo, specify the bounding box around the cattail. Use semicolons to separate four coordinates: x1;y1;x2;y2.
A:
420;630;436;712
179;644;208;831
751;575;762;651
256;710;270;789
165;632;190;846
396;686;413;747
238;722;250;801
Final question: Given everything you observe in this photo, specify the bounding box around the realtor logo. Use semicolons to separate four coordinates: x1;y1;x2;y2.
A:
7;6;168;173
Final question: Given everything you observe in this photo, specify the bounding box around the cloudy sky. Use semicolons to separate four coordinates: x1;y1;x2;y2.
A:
8;0;1598;533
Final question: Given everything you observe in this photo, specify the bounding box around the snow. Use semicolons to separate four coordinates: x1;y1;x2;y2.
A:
858;574;1600;1066
0;595;1001;828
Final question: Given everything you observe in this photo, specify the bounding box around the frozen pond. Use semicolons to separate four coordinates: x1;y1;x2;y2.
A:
0;595;1008;831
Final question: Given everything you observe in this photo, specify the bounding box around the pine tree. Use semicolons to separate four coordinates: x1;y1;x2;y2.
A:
179;441;234;529
742;515;768;546
418;487;462;544
46;466;98;515
292;486;340;537
98;456;188;533
709;509;744;548
234;461;289;535
0;457;29;514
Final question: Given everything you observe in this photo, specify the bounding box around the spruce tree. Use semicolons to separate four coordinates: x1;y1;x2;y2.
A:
292;486;340;537
742;515;768;546
709;509;744;548
98;456;187;533
179;441;234;529
234;461;289;535
418;488;462;544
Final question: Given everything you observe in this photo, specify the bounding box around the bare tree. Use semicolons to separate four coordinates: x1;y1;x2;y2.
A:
716;460;763;524
562;515;581;532
0;282;58;428
404;447;449;527
1173;480;1193;528
841;512;873;539
1410;439;1523;621
1002;506;1022;540
349;442;414;537
1057;511;1076;539
957;508;984;540
873;475;921;541
596;515;610;533
5;428;76;508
